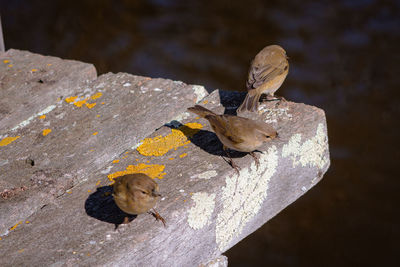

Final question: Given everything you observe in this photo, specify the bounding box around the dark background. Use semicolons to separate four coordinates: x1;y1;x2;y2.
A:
1;0;399;266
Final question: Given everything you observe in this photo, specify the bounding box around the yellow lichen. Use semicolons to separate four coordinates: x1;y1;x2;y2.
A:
10;221;23;231
0;136;20;146
179;153;188;158
73;99;88;107
31;69;38;72
39;115;46;119
137;122;203;156
3;60;10;63
92;132;98;136
108;163;166;183
86;102;96;109
112;159;119;163
91;92;103;100
42;129;52;136
65;96;78;103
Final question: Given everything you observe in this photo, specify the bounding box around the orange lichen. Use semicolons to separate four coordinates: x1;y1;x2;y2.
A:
39;115;46;119
92;132;98;136
31;69;38;72
8;64;13;68
0;136;20;146
112;159;119;164
108;163;166;183
10;221;23;231
74;99;88;107
65;96;78;103
42;129;51;136
179;153;188;158
169;157;174;160
137;122;203;156
101;102;105;105
96;180;101;186
203;100;209;104
91;92;103;100
86;102;97;109
3;60;10;63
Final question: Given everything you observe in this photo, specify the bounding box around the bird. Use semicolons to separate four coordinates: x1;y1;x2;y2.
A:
187;105;277;172
238;44;289;113
113;173;166;226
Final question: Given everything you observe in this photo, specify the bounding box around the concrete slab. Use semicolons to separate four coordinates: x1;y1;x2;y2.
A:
0;49;97;134
0;71;208;234
0;89;329;266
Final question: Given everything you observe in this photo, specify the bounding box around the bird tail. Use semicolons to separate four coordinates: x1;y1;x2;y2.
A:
237;90;261;113
187;105;216;118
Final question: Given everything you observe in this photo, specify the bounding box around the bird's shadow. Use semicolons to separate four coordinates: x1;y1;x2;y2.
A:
166;121;248;159
84;185;137;230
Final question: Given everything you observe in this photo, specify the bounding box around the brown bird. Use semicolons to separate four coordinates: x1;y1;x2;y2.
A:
238;45;289;113
113;173;166;226
188;105;277;171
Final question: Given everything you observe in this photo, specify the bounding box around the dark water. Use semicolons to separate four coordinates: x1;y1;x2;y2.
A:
1;0;400;265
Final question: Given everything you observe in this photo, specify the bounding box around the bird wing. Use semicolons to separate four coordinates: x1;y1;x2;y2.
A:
206;115;245;144
247;60;287;90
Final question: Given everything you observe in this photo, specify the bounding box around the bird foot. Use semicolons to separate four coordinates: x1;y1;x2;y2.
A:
149;210;166;227
229;159;241;175
261;94;286;102
250;152;260;169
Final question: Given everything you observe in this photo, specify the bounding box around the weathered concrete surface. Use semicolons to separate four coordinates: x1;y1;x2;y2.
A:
0;65;208;234
0;49;97;134
0;86;329;266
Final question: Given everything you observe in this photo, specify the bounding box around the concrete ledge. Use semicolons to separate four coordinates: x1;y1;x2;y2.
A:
0;50;329;266
0;49;97;134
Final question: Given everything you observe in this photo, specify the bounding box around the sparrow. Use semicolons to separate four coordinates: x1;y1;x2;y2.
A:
238;44;289;112
113;173;166;226
188;105;277;171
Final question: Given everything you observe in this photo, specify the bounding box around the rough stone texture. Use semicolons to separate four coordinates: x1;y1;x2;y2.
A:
0;59;208;234
200;255;228;267
0;80;329;267
0;49;97;134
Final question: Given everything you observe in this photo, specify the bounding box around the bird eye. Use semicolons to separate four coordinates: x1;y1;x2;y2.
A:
141;191;146;194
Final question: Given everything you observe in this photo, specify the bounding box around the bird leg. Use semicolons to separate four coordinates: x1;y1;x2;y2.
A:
223;147;240;174
149;209;166;227
249;151;260;169
122;216;131;224
261;93;286;102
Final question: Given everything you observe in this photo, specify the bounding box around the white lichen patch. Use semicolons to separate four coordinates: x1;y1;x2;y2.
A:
192;85;208;102
11;104;56;131
282;123;329;169
123;82;131;87
195;170;218;180
215;146;278;251
171;112;190;123
259;106;293;124
188;192;216;230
